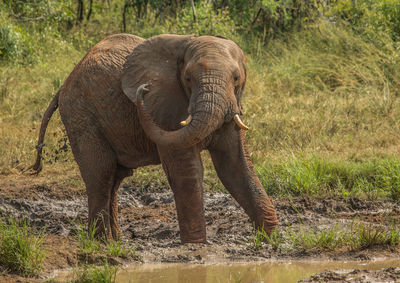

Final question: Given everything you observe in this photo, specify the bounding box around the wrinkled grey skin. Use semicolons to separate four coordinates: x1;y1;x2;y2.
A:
30;33;278;243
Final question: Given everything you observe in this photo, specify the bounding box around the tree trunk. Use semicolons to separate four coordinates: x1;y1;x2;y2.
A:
122;1;130;32
76;0;84;24
86;0;93;20
190;0;197;22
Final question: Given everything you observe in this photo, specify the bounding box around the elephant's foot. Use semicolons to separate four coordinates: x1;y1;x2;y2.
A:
253;209;279;236
257;223;278;236
90;217;112;242
180;228;207;244
110;222;121;241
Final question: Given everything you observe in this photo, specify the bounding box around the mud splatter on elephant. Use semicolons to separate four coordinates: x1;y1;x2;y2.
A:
30;34;278;243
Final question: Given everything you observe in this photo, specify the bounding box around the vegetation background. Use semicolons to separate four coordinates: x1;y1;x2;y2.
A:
1;0;400;201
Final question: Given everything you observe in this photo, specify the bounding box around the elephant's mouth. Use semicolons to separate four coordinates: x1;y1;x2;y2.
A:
180;113;248;130
135;76;248;149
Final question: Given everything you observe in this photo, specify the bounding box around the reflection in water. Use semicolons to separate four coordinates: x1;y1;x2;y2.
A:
117;259;400;283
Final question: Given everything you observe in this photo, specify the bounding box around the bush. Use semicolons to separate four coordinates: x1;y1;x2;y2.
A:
328;0;400;42
0;25;22;62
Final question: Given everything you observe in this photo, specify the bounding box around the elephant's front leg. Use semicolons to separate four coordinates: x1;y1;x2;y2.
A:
209;122;278;235
158;145;206;243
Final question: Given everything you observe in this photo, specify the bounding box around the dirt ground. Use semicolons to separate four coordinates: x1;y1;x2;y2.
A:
0;174;399;282
300;267;400;282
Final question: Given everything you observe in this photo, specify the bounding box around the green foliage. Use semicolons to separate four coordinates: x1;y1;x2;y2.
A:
0;0;400;202
75;222;137;262
257;156;400;200
347;222;400;251
76;221;101;260
71;261;118;283
2;0;75;32
251;222;400;253
328;0;400;42
251;227;283;251
288;227;344;252
0;218;46;277
105;240;134;258
0;25;22;61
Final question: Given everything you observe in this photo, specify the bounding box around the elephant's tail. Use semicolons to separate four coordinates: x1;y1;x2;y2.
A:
26;90;60;175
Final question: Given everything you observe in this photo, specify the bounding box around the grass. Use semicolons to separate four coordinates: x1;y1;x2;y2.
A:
76;222;137;262
347;222;400;250
251;222;400;253
76;222;101;258
287;227;344;252
251;227;283;251
70;261;118;283
1;17;399;200
105;240;135;258
0;218;46;277
256;156;400;200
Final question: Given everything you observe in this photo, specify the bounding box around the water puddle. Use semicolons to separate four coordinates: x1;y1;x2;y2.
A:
116;258;400;283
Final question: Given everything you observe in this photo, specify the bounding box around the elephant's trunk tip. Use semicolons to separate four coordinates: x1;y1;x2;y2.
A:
180;114;192;126
234;114;249;130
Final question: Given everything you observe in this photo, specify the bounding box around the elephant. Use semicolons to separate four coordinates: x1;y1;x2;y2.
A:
29;33;278;243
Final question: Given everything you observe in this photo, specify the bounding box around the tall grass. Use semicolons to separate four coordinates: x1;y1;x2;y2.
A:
256;156;400;200
252;222;400;252
0;218;46;277
0;2;400;200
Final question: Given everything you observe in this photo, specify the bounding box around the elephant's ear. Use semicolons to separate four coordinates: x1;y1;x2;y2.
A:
122;34;193;130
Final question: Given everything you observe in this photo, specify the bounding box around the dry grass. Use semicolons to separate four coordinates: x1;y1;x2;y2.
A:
1;20;400;199
244;22;400;162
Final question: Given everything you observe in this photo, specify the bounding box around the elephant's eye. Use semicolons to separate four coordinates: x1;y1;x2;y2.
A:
185;77;191;82
234;75;240;82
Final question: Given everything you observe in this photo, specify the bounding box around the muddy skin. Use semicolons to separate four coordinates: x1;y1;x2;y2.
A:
0;181;399;282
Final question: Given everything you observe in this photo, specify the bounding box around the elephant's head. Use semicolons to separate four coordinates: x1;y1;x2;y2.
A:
121;34;249;148
122;34;278;238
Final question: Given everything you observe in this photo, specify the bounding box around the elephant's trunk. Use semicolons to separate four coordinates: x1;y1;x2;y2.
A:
136;73;228;149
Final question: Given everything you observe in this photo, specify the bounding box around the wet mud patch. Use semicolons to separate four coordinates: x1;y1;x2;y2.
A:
0;182;399;281
300;266;400;282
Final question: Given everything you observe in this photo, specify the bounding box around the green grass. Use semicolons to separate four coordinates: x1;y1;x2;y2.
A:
256;156;400;200
75;222;137;262
287;227;344;252
105;240;135;258
1;2;400;201
0;218;46;277
252;222;400;253
251;227;283;251
70;261;118;283
347;222;400;251
76;222;101;258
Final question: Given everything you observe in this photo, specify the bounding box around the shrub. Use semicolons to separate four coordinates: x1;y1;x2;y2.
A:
0;25;22;61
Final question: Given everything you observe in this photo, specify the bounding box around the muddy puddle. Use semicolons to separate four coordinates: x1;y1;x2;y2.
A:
51;258;400;282
1;182;400;282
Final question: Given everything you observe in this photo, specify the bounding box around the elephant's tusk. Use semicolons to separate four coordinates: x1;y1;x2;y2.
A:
180;115;192;126
234;114;249;130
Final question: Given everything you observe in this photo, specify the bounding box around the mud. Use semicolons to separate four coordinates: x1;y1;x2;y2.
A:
0;180;399;282
300;266;400;282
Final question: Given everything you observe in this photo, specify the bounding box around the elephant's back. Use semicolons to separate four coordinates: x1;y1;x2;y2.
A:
59;33;143;117
82;34;144;73
61;34;143;97
58;34;158;168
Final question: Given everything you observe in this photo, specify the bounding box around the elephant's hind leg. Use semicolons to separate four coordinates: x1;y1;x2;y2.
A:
67;128;119;240
110;165;132;240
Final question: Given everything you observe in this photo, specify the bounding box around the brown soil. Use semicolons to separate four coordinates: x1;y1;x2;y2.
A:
0;174;399;282
300;267;400;282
